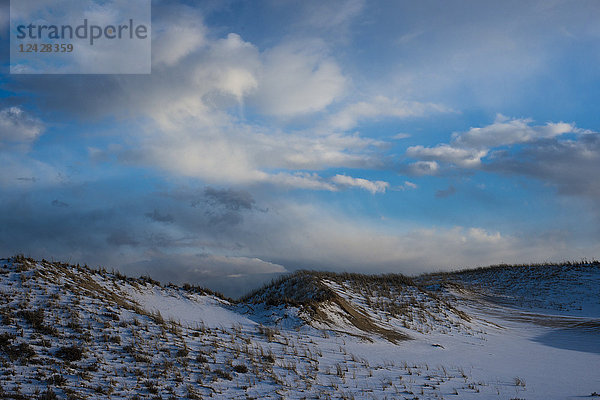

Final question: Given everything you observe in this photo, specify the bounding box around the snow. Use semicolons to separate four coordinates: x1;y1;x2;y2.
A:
0;257;598;399
337;305;600;400
127;285;256;329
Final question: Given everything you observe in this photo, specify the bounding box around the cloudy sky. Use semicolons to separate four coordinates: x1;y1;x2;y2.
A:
1;0;600;296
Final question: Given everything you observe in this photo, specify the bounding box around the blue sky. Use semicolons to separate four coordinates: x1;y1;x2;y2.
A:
1;0;600;296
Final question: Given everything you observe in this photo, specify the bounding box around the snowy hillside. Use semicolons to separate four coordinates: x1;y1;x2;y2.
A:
419;262;600;317
0;256;598;399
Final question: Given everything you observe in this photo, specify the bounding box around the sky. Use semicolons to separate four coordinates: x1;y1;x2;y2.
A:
1;0;600;297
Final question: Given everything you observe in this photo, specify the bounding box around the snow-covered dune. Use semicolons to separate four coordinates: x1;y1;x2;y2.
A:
0;256;598;399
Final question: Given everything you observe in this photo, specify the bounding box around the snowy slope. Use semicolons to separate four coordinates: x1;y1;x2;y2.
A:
127;285;255;329
421;262;600;317
0;256;598;399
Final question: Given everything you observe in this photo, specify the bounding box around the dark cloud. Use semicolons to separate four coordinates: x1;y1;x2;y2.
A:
5;75;128;120
486;134;600;201
51;200;69;208
206;211;244;227
186;187;258;227
106;231;140;247
0;195;121;263
145;209;175;223
203;187;255;211
406;115;600;208
120;253;287;298
0;184;269;291
435;186;457;198
0;178;596;297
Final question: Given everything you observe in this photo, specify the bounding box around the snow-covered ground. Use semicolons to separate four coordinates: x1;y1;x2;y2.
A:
128;285;255;329
0;256;598;399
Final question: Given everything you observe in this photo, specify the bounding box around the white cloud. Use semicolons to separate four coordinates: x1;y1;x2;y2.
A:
406;115;579;173
326;96;451;131
248;202;575;275
189;254;287;277
403;115;600;211
408;161;439;176
54;24;377;189
127;120;384;187
251;41;346;116
152;4;207;67
0;107;45;145
268;172;337;191
395;181;418;190
6;8;421;193
406;144;487;168
199;33;261;101
300;0;365;31
331;174;389;194
454;114;576;149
